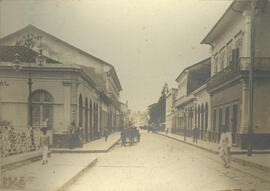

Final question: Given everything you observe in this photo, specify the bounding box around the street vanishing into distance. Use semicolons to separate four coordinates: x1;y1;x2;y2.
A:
66;131;270;191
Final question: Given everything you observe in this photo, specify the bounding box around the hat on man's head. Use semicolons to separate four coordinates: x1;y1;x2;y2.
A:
40;127;48;135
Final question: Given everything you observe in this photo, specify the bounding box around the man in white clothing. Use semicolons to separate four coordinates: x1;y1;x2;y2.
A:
219;127;232;168
41;118;49;165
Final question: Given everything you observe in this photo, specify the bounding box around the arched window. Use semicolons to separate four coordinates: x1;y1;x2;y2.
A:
195;107;197;128
189;108;193;133
85;97;88;142
93;103;97;137
79;94;83;128
205;103;208;132
201;104;204;139
89;100;92;140
198;106;200;129
32;90;54;129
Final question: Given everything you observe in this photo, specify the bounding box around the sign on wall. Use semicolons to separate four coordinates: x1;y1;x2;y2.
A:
0;81;9;87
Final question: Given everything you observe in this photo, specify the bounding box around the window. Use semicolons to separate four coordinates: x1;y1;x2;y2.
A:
213;54;219;75
235;33;243;56
32;90;54;130
226;42;233;67
219;49;225;72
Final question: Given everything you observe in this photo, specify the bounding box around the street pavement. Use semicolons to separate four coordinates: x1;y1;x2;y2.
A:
1;154;97;191
66;130;270;191
157;131;270;172
0;132;121;191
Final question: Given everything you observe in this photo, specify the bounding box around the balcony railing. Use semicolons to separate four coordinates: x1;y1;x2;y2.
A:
207;63;240;90
207;57;270;90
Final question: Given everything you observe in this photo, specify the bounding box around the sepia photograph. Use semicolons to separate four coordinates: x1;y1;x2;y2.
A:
0;0;270;190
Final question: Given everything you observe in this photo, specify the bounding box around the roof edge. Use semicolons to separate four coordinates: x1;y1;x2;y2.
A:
175;57;211;82
201;0;236;45
0;24;115;68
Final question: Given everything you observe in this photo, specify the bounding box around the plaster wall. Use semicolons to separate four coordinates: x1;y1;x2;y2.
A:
253;78;270;134
0;69;67;131
255;3;270;57
211;82;242;133
176;74;187;100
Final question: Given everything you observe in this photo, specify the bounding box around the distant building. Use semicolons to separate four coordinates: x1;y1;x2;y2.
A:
172;58;211;138
0;25;123;148
165;88;177;131
201;0;270;149
120;101;131;129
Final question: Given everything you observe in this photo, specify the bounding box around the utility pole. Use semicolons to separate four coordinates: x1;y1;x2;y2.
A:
248;0;256;156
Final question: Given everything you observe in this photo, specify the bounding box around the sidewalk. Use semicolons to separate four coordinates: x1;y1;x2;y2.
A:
156;131;270;173
1;154;97;191
52;132;121;153
2;149;51;170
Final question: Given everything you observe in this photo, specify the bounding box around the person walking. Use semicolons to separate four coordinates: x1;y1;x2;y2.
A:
193;126;198;143
219;126;232;168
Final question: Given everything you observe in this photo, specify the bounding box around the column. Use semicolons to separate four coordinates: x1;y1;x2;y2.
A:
240;79;249;134
242;10;251;58
63;82;71;132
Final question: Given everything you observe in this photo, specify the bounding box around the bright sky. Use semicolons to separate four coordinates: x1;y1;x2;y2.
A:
0;0;232;111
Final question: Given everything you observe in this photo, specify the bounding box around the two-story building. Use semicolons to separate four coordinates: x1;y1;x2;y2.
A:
201;0;270;149
172;58;211;139
0;25;123;148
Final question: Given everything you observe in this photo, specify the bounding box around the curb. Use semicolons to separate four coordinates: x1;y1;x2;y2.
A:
51;138;121;154
231;157;270;174
155;132;270;173
2;151;52;172
106;138;120;152
56;158;98;191
156;132;218;155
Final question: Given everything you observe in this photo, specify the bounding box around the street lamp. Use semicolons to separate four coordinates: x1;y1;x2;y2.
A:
13;34;46;151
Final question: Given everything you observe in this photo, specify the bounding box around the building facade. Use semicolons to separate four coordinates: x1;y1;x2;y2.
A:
165;88;177;131
0;25;123;148
171;58;211;139
202;0;270;149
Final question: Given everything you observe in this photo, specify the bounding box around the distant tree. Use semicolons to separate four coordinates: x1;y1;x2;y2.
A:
148;83;168;127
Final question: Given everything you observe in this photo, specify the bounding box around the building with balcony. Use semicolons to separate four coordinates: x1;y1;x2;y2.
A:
171;58;211;139
201;0;270;149
0;25;123;148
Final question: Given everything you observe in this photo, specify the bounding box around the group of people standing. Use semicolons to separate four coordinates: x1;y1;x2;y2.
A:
69;122;83;148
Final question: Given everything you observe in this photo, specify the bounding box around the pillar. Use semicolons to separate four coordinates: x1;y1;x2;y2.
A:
240;79;249;135
63;82;71;132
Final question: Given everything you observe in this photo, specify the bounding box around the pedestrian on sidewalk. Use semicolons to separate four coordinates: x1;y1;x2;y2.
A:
104;129;108;142
193;127;199;143
218;126;232;168
40;119;49;165
69;121;76;149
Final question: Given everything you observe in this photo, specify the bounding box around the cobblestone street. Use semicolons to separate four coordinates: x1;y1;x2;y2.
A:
66;131;270;191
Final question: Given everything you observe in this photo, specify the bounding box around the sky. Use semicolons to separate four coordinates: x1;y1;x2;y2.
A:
0;0;232;111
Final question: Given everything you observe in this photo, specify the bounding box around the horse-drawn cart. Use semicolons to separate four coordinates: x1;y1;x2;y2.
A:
121;127;140;146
